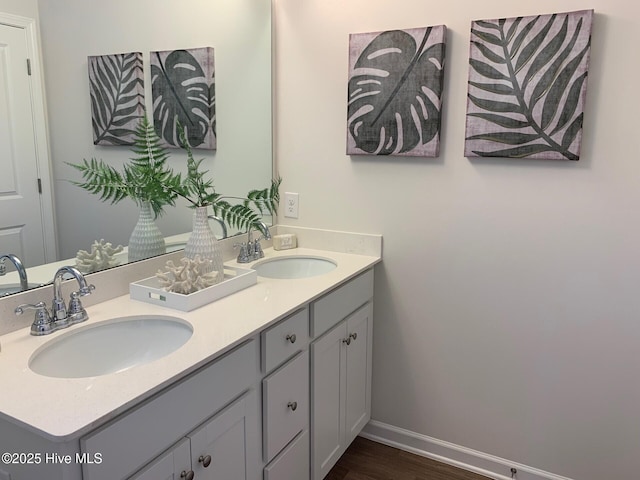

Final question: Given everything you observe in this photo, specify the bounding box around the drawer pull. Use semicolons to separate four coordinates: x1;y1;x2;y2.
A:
199;454;212;468
287;401;298;411
180;470;195;480
342;337;351;346
286;333;297;344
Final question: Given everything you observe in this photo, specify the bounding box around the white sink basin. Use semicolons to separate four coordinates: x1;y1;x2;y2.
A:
29;315;193;378
253;256;337;279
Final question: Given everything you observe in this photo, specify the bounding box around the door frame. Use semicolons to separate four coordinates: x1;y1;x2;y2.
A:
0;12;57;262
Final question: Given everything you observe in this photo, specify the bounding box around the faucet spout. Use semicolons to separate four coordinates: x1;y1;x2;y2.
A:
0;254;29;291
52;266;94;324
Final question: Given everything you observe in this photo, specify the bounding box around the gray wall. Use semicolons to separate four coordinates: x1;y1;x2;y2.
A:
275;0;639;479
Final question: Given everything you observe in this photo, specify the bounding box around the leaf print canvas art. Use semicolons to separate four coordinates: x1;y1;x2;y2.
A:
88;52;145;146
347;25;447;157
464;9;593;160
151;47;216;150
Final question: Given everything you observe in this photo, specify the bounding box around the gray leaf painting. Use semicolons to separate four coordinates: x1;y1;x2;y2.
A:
464;9;593;160
347;25;447;157
151;47;216;150
88;52;145;146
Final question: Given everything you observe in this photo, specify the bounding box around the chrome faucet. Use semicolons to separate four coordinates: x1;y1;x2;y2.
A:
15;265;95;336
236;221;271;263
0;254;29;292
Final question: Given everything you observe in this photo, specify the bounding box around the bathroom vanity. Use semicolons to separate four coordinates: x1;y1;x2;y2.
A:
0;238;380;480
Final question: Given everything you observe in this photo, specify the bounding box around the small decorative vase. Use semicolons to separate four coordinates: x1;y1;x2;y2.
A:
184;206;224;284
128;201;166;262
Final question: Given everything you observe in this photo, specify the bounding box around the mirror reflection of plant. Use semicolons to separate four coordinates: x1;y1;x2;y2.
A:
173;124;281;231
68;117;182;218
69;117;280;231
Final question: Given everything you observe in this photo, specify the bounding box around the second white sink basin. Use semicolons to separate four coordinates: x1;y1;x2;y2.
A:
253;255;337;279
29;315;193;378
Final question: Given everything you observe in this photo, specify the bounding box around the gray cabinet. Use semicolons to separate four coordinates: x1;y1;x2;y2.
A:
311;294;373;480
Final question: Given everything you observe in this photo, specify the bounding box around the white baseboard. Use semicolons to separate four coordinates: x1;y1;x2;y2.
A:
360;421;575;480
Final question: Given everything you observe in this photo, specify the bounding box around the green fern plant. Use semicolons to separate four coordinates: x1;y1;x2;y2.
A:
68;117;182;218
174;124;281;231
69;117;280;231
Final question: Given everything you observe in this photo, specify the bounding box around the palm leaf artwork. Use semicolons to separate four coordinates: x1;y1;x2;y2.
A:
347;26;446;156
151;47;216;150
88;52;145;146
464;10;593;160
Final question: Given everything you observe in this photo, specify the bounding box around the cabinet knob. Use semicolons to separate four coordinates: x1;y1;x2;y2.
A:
287;401;298;411
350;332;358;341
180;470;195;480
286;333;297;344
199;454;212;468
342;337;351;346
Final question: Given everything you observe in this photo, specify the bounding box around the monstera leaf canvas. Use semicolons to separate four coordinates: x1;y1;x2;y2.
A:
88;52;145;146
347;26;447;157
151;47;216;150
464;10;593;160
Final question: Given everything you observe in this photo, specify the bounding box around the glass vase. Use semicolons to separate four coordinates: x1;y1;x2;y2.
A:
128;201;166;262
184;206;224;284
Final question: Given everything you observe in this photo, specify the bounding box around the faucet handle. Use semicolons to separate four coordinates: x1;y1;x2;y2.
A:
15;302;56;336
234;242;251;263
77;284;95;296
68;291;89;324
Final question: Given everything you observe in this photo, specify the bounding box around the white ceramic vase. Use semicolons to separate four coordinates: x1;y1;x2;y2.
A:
184;206;224;284
128;201;166;262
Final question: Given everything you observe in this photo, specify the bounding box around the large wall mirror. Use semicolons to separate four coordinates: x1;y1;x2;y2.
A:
0;0;272;295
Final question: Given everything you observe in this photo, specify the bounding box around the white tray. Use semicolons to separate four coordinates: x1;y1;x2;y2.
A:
130;266;257;311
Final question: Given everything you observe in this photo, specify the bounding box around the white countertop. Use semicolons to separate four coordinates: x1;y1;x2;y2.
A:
0;247;380;442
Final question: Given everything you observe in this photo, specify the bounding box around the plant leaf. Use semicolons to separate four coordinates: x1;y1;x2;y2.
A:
88;52;145;145
467;112;530;129
151;48;215;148
471;41;506;64
541;40;590;131
561;113;583;150
472;143;556;158
467;94;523;113
509;16;539;59
347;27;446;154
522;16;568;89
550;72;587;135
468;81;514;96
466;132;540;144
471;28;502;46
469;58;509;80
514;14;556;73
528;18;583;107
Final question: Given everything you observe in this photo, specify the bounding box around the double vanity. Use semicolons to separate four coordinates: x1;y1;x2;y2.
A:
0;229;381;480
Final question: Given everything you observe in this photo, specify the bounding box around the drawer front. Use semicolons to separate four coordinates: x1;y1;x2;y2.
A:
264;430;309;480
263;350;309;462
311;269;373;338
82;340;257;480
261;307;309;374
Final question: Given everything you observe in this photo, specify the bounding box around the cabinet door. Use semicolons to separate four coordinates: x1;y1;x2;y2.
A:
189;390;259;480
129;438;192;480
311;321;347;480
344;302;373;445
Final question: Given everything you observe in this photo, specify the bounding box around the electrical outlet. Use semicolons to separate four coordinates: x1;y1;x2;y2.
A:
284;192;299;218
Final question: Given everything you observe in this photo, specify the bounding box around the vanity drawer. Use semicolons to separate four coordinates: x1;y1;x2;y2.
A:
261;307;308;374
311;268;373;337
263;350;309;462
264;430;309;480
81;340;257;480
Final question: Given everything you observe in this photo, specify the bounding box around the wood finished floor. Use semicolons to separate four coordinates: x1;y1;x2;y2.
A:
325;437;491;480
